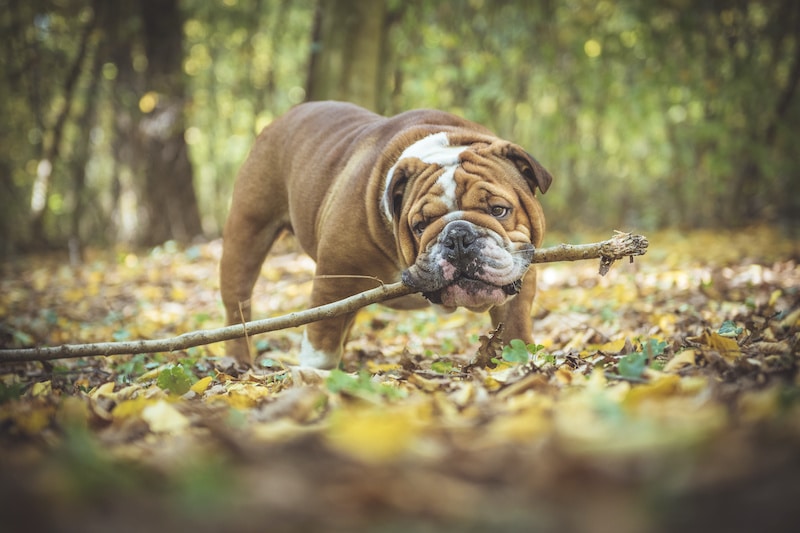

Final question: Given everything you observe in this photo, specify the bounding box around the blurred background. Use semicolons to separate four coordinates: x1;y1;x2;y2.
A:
1;0;798;255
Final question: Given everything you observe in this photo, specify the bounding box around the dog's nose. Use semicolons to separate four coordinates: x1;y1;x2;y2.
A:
442;221;479;262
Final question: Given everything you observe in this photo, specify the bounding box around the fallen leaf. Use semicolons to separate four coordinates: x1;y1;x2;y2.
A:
700;329;741;362
624;374;681;407
663;349;696;372
30;381;52;397
326;405;421;463
141;400;190;433
190;375;214;394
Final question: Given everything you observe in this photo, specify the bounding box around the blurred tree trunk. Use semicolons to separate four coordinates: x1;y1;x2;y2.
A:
306;0;386;111
29;5;96;245
136;0;203;246
67;36;105;264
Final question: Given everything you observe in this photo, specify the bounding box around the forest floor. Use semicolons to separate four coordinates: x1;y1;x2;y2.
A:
1;227;799;533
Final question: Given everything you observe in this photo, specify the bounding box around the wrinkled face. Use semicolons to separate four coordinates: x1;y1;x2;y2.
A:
382;132;552;311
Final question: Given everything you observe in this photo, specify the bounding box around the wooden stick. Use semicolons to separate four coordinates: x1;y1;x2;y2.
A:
0;232;647;363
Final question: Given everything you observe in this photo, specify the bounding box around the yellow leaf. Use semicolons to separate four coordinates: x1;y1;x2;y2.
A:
30;381;52;397
16;406;53;435
216;383;273;409
768;289;781;307
326;405;420;463
407;373;444;392
702;330;741;362
190;376;213;394
596;338;627;353
779;307;800;329
366;361;401;373
138;364;172;382
663;349;696;372
141;400;190;433
657;313;677;334
624;374;681;407
487;393;554;442
113;396;158;419
483;375;502;392
555;367;573;385
91;382;117;399
679;376;709;394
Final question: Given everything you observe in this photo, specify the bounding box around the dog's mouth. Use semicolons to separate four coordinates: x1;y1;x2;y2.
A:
400;224;533;310
401;256;527;310
422;277;522;305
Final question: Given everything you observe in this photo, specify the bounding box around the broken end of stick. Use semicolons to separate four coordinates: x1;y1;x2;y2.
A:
599;232;649;276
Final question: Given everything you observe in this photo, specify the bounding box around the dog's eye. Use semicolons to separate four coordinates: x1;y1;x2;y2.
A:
412;220;428;236
490;205;511;219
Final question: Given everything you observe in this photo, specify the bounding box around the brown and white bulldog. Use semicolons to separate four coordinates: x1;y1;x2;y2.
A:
220;101;552;369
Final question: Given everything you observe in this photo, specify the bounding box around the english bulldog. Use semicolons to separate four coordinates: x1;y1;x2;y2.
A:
220;101;552;369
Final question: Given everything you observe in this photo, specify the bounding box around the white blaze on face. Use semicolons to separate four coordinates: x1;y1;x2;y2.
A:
382;132;469;222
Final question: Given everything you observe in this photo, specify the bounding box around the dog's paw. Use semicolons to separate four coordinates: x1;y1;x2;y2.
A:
298;331;342;370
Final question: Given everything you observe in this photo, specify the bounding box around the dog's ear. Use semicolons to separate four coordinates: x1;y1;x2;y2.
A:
390;168;409;220
382;164;410;223
382;158;431;223
507;145;553;194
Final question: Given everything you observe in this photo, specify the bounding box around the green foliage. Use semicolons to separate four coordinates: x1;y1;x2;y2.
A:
430;359;454;374
1;0;798;249
718;320;743;338
156;364;196;395
0;381;25;404
326;370;405;400
501;340;546;364
617;339;669;379
618;352;648;379
115;354;149;384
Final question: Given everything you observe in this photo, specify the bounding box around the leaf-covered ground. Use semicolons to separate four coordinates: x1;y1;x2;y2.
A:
1;227;799;533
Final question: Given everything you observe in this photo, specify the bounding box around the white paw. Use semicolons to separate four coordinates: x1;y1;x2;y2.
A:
298;331;342;370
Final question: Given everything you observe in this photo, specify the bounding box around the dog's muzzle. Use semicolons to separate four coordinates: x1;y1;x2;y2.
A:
402;220;533;307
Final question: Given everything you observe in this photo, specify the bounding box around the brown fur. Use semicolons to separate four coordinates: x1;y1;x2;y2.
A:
220;101;551;367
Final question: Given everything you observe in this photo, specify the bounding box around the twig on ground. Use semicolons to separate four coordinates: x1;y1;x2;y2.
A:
0;232;648;363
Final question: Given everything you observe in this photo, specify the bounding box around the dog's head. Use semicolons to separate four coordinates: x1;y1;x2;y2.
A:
382;132;552;311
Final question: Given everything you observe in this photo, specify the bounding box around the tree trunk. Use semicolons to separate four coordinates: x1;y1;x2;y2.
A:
136;0;203;246
29;6;96;245
306;0;386;111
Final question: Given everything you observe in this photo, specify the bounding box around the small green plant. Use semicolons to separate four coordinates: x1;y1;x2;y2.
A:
326;369;405;400
617;339;668;379
0;381;25;404
431;359;454;374
500;339;546;364
115;353;149;384
718;320;743;337
156;364;196;395
618;351;648;379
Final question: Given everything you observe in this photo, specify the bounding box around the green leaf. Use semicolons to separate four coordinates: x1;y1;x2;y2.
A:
156;364;194;395
115;353;148;382
11;329;34;346
326;370;405;400
0;382;25;404
718;320;743;338
325;369;359;393
643;339;668;358
502;339;532;363
431;360;454;374
618;352;648;379
259;357;280;369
